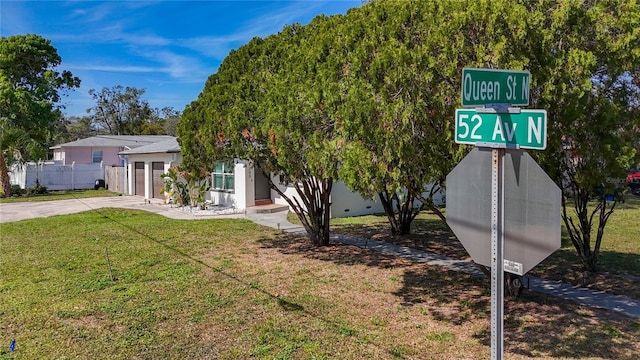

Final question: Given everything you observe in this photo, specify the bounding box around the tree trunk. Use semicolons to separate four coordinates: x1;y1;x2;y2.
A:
378;188;419;236
397;190;418;235
562;185;616;273
0;154;12;198
379;190;401;235
411;179;447;223
262;168;332;246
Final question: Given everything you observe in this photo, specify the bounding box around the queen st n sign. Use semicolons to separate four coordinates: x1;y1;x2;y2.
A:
462;68;530;107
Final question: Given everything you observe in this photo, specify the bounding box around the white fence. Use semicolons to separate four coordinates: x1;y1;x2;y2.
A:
9;161;105;191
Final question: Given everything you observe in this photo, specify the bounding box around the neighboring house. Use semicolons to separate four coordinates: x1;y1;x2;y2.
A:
10;135;175;191
119;137;182;200
51;135;175;166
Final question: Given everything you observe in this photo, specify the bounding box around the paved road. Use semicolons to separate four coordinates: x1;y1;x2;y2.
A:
2;195;639;319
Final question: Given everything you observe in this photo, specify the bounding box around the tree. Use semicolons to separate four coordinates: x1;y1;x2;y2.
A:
520;0;640;272
53;115;100;144
0;34;80;197
339;0;639;272
337;0;525;234
180;18;344;246
87;85;156;135
159;107;181;136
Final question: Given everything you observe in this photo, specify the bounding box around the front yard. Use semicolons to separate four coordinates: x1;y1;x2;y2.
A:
1;203;639;359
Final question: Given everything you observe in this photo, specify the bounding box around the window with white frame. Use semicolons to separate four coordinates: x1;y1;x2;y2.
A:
92;150;103;163
212;161;234;191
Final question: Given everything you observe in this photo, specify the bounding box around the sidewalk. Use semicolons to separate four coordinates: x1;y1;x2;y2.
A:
2;196;639;319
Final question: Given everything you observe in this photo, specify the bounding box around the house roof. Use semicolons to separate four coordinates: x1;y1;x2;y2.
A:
50;135;176;150
118;137;181;155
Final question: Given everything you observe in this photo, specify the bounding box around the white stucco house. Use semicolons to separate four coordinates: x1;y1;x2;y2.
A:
208;159;386;218
116;136;443;219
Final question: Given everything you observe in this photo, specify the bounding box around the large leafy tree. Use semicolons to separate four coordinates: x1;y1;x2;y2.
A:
181;18;344;246
340;0;639;272
87;85;158;135
337;0;528;234
0;34;80;197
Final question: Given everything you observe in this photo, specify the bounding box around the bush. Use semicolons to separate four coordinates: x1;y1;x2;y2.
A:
26;180;48;196
10;184;25;197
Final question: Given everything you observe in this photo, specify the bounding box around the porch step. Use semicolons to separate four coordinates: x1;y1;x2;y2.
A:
246;203;290;214
254;199;273;206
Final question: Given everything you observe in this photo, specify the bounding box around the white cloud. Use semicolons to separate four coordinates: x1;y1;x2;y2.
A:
66;64;159;73
179;1;328;59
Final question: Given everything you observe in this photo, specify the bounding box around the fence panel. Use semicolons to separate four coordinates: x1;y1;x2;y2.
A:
105;166;128;193
9;162;105;191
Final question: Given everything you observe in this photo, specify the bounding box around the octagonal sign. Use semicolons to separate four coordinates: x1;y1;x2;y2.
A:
446;148;561;275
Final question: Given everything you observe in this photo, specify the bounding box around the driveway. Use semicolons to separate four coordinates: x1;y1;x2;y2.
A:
0;196;244;223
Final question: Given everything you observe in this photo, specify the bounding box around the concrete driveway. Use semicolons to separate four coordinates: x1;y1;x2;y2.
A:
0;196;243;223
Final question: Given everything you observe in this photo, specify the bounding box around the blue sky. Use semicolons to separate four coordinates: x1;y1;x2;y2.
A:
1;0;361;117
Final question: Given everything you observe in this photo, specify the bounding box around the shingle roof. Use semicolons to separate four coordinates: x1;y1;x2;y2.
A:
50;135;175;149
118;137;181;155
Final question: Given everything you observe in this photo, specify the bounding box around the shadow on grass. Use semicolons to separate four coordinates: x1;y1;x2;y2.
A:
500;290;640;358
396;266;489;325
258;232;416;271
331;216;470;260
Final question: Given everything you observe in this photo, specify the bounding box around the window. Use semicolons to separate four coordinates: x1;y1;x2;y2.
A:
212;161;234;191
92;150;103;163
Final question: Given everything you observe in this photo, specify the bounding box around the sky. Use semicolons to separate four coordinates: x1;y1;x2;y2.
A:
1;0;362;117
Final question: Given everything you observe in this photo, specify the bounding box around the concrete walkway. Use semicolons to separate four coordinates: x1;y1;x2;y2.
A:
2;195;639;319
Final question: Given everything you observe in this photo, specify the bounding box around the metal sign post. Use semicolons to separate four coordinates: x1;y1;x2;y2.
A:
450;67;557;360
491;148;505;360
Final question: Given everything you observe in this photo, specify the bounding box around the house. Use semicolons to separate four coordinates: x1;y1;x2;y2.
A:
208;159;388;218
107;136;441;219
119;137;182;200
51;135;176;166
207;160;444;218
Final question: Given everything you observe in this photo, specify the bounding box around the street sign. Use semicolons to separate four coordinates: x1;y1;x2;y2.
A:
445;148;561;275
462;68;530;107
454;109;547;150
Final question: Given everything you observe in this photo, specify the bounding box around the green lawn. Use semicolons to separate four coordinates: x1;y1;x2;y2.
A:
1;207;639;359
0;189;119;203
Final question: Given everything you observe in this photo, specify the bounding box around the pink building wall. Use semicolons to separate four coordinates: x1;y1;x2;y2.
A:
53;146;123;166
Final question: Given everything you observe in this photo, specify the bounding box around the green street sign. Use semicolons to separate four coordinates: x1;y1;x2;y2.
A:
455;109;547;150
462;68;530;107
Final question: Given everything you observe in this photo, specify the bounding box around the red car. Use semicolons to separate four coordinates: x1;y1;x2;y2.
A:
628;169;640;195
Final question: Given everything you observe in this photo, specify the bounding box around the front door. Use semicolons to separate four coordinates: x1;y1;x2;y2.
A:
135;162;144;196
254;167;271;201
152;162;164;199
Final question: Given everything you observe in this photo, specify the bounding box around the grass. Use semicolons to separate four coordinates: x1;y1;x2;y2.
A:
1;206;639;359
326;196;640;299
0;189;119;203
